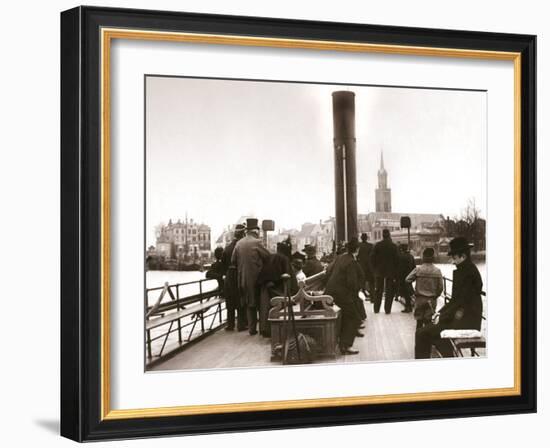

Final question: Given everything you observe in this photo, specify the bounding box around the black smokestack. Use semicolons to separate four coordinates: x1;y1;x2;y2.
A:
332;91;358;244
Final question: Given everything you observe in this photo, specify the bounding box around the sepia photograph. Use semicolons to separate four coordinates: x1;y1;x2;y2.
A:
144;75;488;372
58;6;537;440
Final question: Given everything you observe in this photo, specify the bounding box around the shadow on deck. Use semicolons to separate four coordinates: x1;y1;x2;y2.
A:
150;301;417;371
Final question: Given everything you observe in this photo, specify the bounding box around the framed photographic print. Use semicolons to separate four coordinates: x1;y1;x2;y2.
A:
60;6;536;441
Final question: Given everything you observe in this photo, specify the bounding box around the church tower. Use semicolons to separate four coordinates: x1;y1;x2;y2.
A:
375;151;391;212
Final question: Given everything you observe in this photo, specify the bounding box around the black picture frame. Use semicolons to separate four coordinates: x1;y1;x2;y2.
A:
61;5;536;442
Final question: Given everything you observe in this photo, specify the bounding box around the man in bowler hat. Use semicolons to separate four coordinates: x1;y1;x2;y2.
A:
221;223;247;331
371;228;400;314
357;233;374;298
414;237;483;358
325;238;364;355
397;243;416;313
231;218;271;335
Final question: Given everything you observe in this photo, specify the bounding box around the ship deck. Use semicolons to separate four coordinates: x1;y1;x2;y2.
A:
150;300;418;371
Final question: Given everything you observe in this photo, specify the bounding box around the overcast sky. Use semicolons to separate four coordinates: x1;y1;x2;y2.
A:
146;76;486;247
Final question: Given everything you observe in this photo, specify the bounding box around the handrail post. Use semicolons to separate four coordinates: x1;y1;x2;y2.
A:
175;284;182;343
199;280;205;333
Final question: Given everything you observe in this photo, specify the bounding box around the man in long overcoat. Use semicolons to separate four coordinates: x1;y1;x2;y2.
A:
325;238;363;354
371;228;400;314
414;237;483;358
221;224;246;331
397;244;416;313
231;218;271;335
357;233;374;298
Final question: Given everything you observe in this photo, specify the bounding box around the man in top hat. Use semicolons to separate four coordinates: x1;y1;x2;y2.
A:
324;237;364;355
371;228;400;314
303;244;324;278
231;218;271;335
357;233;374;299
221;223;247;331
397;243;416;313
414;237;483;358
406;247;443;329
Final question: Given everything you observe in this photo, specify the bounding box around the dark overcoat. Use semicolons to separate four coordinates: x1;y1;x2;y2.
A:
398;251;416;280
221;239;239;305
258;252;297;294
205;260;225;291
324;253;363;347
439;258;483;330
371;237;400;278
231;234;271;307
303;257;324;278
325;253;362;304
357;241;374;280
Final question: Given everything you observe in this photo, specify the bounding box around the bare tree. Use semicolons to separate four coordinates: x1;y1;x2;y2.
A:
462;197;481;226
458;197;485;251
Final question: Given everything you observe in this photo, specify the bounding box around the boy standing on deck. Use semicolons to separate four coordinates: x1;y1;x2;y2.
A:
406;247;443;330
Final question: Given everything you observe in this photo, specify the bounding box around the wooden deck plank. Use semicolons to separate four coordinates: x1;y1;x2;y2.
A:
151;300;419;371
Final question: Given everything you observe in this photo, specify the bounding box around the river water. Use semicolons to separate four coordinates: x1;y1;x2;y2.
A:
435;262;486;286
146;261;487;307
146;270;218;307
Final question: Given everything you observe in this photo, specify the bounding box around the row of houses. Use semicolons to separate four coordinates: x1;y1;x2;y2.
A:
149;218;212;261
213;211;447;258
147;211;484;263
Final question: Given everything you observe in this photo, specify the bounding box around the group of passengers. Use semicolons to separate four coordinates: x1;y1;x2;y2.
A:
328;230;483;358
207;218;483;359
207;218;326;338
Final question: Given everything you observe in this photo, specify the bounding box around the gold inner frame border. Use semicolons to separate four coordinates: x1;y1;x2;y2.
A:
99;27;522;421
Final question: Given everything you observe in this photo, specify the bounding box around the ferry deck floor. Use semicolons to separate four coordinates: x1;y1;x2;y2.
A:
150;300;418;371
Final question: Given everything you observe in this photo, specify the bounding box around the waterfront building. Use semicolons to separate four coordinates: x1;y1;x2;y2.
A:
156;218;211;260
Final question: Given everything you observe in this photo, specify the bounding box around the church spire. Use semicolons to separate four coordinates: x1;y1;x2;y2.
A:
378;150;386;174
375;149;391;212
377;150;388;189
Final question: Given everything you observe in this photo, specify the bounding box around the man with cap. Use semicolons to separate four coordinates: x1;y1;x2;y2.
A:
357;233;374;299
303;244;324;278
406;247;443;329
221;223;247;331
324;237;364;355
371;228;400;314
397;243;416;313
231;218;271;335
414;237;483;358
